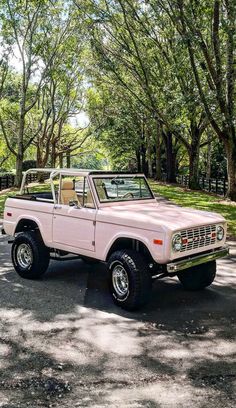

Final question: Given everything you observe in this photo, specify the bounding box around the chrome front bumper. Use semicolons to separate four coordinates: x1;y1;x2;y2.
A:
167;246;229;273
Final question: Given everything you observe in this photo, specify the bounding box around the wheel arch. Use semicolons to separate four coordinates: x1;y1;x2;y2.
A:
14;217;44;242
105;236;154;263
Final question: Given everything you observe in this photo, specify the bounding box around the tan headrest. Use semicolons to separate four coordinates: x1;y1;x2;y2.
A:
96;179;105;187
61;180;74;190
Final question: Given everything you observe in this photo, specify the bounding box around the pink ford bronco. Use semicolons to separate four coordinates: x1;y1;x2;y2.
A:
3;168;229;310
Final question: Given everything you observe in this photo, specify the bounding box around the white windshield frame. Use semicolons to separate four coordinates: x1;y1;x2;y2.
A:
92;175;155;204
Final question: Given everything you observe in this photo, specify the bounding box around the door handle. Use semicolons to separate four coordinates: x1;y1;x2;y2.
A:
54;205;62;209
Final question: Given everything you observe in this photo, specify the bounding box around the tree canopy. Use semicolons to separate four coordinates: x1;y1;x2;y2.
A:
0;0;235;198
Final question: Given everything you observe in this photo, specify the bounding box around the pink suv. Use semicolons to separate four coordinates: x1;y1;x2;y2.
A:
3;168;229;310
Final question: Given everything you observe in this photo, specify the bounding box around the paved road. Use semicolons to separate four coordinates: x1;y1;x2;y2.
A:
0;232;235;408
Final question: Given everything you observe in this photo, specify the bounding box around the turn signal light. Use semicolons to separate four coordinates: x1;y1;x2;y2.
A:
153;239;163;245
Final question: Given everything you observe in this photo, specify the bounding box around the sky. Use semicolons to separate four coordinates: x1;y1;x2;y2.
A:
71;111;90;127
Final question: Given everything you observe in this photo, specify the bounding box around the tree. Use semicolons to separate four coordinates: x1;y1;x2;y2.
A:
34;44;86;169
76;0;169;177
153;0;236;198
0;0;80;185
77;0;210;186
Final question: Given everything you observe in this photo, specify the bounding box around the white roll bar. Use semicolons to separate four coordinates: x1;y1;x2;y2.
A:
20;168;93;203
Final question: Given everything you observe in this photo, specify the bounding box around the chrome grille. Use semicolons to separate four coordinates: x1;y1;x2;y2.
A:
180;224;217;252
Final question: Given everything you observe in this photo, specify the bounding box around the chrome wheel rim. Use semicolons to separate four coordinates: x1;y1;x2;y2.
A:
112;264;129;297
16;243;33;269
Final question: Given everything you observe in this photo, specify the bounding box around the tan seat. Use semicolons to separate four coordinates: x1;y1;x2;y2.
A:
95;180;107;201
60;180;79;206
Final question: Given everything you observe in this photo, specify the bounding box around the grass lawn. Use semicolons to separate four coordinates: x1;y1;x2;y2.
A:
0;189;18;217
1;180;236;239
149;180;236;239
0;183;52;220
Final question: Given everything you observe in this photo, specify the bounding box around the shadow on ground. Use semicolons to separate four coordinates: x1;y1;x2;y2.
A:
0;235;236;407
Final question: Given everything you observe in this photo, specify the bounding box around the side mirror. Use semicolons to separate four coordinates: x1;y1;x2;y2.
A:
69;200;80;208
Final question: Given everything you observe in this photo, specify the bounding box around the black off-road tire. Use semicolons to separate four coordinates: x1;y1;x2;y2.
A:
107;249;152;311
177;261;216;291
11;231;50;279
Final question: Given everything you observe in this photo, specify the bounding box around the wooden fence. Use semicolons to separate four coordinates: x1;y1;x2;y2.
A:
177;175;228;197
0;173;39;192
0;171;229;197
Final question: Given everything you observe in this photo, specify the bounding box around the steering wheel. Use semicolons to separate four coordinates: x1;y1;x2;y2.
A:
122;192;134;199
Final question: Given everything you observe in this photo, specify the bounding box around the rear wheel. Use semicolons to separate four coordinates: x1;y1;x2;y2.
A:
12;231;50;279
177;261;216;291
108;249;152;311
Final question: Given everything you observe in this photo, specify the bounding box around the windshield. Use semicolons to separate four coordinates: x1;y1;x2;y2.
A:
93;176;154;203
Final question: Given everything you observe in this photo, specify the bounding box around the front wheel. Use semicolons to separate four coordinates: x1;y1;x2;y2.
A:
107;250;152;311
12;231;50;279
177;261;216;291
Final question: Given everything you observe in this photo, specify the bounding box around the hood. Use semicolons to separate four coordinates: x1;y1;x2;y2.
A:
96;201;225;232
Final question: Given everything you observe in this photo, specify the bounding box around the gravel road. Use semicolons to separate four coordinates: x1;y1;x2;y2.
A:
0;230;235;408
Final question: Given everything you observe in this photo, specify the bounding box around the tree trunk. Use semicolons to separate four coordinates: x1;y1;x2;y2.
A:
136;148;141;172
36;146;45;182
15;151;23;188
166;131;176;183
15;115;25;187
141;143;147;175
36;144;43;168
59;153;63;168
189;146;200;189
140;119;148;175
166;131;172;182
146;132;152;178
206;132;212;179
171;150;177;182
51;141;56;167
224;139;236;201
66;152;71;168
188;126;201;190
155;121;162;180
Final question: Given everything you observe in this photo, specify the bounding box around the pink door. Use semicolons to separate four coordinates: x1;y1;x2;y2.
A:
52;205;96;252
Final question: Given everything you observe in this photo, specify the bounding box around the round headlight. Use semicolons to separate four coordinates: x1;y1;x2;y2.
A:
217;226;224;241
172;234;182;252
